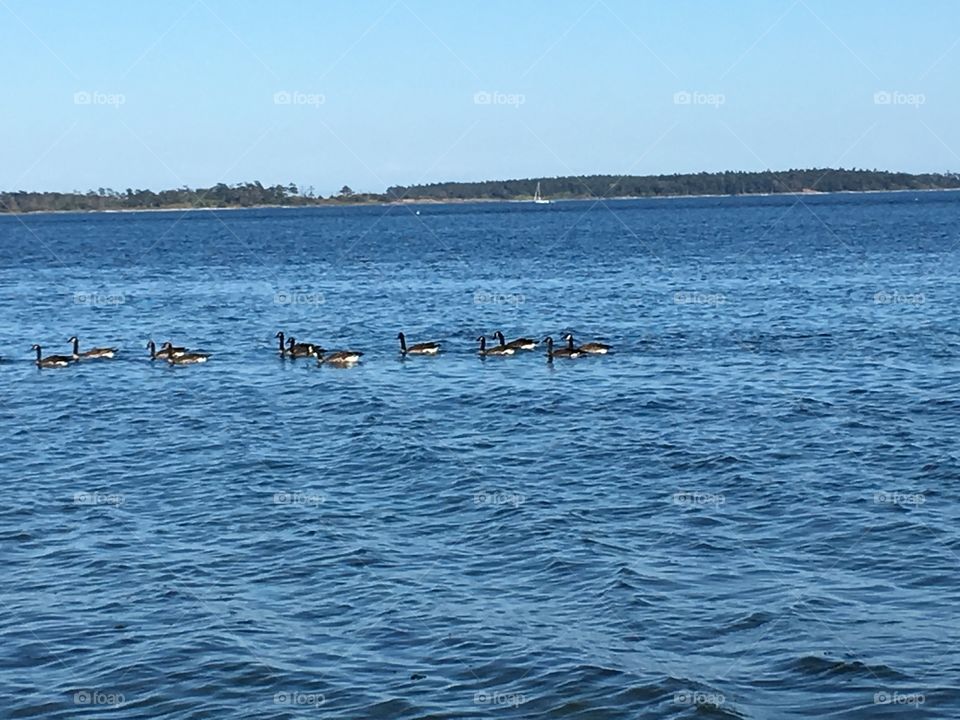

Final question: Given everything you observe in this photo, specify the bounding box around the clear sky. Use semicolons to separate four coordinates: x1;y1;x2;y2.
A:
1;0;958;195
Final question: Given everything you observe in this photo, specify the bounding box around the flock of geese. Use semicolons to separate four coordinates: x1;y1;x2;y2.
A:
28;331;611;368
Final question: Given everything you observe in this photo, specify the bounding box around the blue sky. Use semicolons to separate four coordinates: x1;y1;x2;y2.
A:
1;0;958;194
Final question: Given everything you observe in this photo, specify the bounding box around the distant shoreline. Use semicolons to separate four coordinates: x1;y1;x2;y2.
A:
2;186;957;218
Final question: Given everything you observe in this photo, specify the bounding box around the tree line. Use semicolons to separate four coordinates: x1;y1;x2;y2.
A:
386;169;960;200
0;182;379;214
2;170;959;213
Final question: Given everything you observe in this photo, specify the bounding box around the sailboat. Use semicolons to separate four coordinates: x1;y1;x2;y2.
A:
533;181;551;204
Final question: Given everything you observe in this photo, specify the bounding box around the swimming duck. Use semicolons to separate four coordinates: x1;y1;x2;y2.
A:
398;332;440;356
477;336;514;356
31;344;73;367
69;336;117;360
493;331;537;351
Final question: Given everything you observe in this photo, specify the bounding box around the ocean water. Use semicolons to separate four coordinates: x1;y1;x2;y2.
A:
1;191;959;719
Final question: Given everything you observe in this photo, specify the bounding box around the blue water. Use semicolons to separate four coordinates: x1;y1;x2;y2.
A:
2;192;959;719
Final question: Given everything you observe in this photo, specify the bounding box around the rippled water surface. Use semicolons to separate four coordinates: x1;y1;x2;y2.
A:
2;193;960;719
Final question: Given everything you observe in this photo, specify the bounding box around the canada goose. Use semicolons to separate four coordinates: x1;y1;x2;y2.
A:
68;336;117;360
397;332;440;356
161;341;188;356
492;331;537;351
564;333;611;355
286;338;321;358
544;336;581;360
31;344;73;368
166;350;210;365
477;336;514;356
147;340;185;360
316;349;364;366
274;331;317;357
